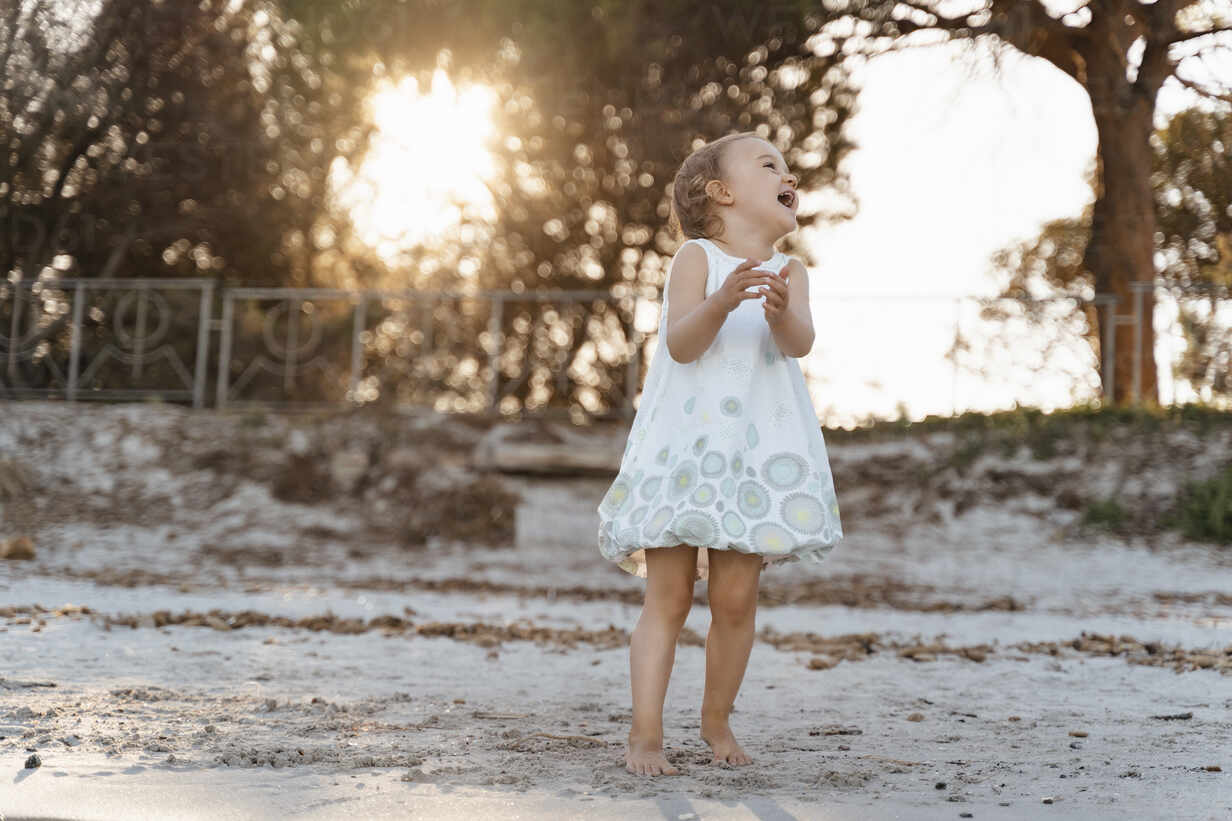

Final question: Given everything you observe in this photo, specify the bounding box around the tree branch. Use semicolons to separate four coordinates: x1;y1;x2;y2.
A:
890;1;982;36
1148;0;1189;36
1169;25;1232;48
1170;66;1232;105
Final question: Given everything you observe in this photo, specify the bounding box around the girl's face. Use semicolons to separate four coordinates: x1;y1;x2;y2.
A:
712;138;799;235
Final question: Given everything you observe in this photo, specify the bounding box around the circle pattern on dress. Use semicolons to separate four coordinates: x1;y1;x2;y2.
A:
667;459;698;500
672;510;718;544
751;521;795;553
762;452;807;491
720;476;736;498
684;395;696;414
642;505;674;540
691;483;717;506
600;478;632;515
701;451;726;477
639;476;662;501
692;435;708;456
720;396;742;416
722;511;746;537
736;479;770;517
781;492;825;534
730;451;743;476
655;446;670;465
630;505;649;525
746;422;759;448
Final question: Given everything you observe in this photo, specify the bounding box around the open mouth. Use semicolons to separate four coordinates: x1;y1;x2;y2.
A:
777;190;796;210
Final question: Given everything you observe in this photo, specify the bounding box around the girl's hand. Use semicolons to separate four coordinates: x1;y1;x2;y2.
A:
760;267;790;326
713;258;778;315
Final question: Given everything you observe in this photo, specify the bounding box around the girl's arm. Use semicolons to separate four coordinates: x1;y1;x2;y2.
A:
663;243;726;364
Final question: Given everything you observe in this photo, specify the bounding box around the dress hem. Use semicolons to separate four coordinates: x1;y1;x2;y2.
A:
600;536;843;581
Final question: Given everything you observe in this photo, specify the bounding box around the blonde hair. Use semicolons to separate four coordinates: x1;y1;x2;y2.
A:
668;131;762;240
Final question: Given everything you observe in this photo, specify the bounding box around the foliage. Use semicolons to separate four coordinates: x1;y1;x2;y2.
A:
822;400;1232;443
1082;496;1129;535
977;107;1232;402
1164;462;1232;545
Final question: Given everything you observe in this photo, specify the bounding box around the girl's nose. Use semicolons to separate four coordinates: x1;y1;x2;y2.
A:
784;173;797;188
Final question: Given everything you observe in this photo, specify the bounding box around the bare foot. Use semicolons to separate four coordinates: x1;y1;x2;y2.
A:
625;732;680;776
700;716;753;765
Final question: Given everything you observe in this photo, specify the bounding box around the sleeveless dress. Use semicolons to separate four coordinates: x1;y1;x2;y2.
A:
597;236;844;581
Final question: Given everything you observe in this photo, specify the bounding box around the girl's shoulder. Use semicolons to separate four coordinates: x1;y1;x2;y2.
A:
677;236;718;264
672;237;715;270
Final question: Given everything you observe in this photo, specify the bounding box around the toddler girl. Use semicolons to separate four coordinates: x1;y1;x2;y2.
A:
597;131;844;775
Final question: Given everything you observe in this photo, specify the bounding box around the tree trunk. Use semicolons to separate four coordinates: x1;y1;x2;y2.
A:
1084;70;1160;405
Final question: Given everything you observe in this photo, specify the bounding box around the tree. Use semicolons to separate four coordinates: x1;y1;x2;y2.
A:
838;0;1232;404
0;0;376;395
283;0;866;414
982;106;1232;403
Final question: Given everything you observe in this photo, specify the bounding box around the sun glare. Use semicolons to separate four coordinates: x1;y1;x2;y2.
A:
331;69;499;265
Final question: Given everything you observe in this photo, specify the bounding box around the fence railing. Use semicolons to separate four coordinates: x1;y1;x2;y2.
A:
1;278;648;419
1;277;1227;420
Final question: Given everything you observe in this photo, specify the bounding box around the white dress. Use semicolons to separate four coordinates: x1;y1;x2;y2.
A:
597;236;844;581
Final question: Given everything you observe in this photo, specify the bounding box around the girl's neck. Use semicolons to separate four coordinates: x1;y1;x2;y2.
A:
709;236;777;262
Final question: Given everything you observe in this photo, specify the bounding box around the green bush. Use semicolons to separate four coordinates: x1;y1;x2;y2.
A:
1166;464;1232;545
1082;497;1128;533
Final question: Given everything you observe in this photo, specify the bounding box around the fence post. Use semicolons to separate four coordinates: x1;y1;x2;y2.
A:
67;281;85;402
487;294;504;412
1132;283;1144;403
216;294;234;409
1096;294;1117;403
348;293;367;402
193;282;212;408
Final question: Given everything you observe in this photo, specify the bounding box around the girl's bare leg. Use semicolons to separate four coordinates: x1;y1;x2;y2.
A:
700;548;762;765
626;544;697;776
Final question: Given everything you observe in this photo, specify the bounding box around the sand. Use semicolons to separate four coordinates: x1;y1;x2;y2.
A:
1;402;1229;819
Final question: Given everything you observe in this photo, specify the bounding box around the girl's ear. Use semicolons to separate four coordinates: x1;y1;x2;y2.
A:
704;179;731;204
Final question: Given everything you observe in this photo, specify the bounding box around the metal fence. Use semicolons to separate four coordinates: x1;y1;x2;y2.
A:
1;277;1227;419
1;278;646;419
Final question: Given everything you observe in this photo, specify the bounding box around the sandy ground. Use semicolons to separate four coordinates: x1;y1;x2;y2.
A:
1;402;1230;820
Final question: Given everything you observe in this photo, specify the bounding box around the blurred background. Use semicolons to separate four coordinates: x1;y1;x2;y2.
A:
1;0;1229;427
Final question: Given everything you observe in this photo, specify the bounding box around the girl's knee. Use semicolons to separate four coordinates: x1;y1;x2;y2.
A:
646;582;695;624
708;582;758;624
